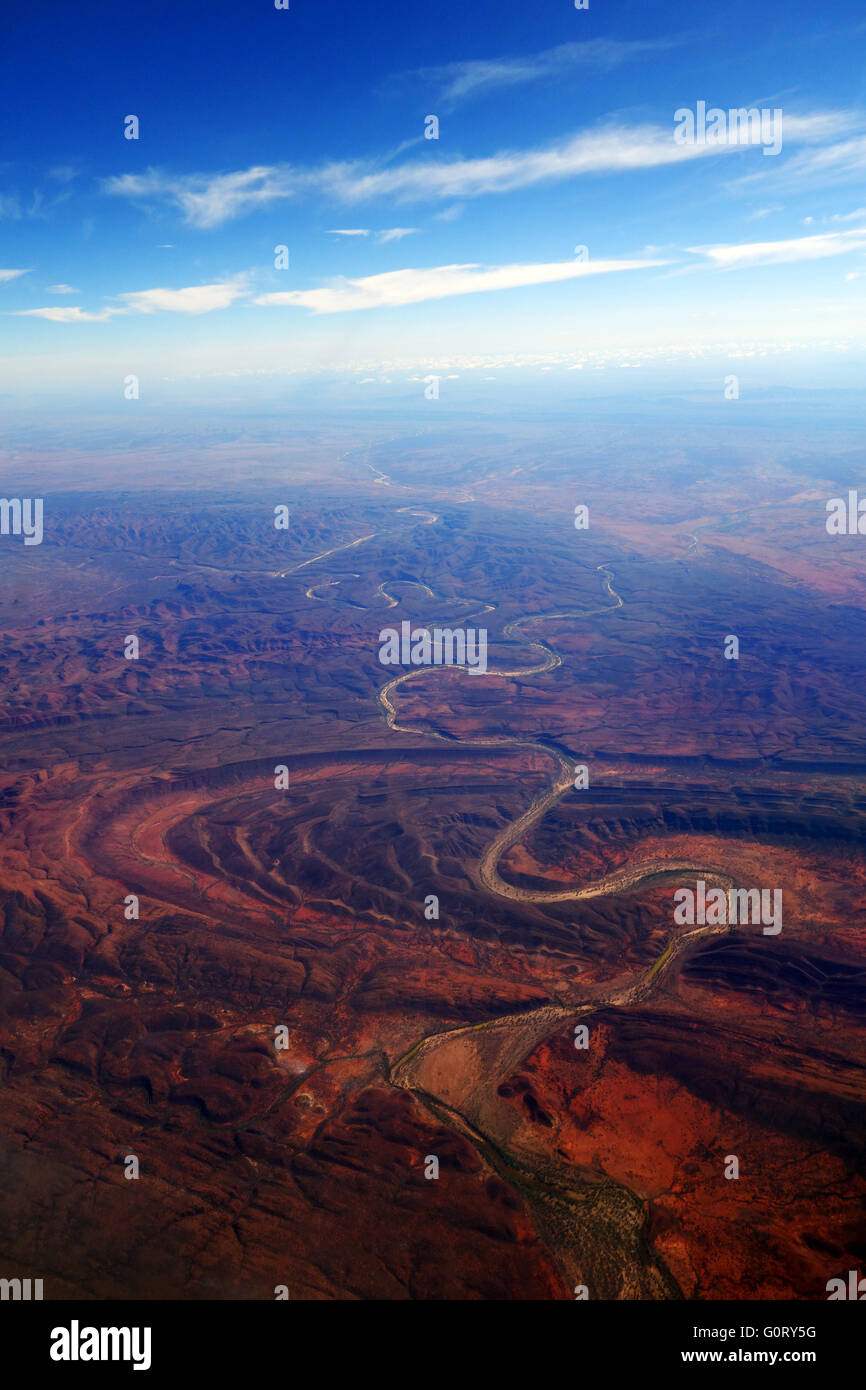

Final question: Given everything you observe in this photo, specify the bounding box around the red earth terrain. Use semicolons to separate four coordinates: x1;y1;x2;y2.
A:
1;421;864;1298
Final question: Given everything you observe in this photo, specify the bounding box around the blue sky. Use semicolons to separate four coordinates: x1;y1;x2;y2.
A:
2;0;866;405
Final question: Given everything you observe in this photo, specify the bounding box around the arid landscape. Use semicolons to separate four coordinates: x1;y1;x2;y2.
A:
1;413;864;1299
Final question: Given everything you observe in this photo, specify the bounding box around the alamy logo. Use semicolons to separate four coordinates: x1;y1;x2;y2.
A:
50;1320;152;1371
674;101;783;156
826;1270;866;1299
0;1277;43;1299
0;497;43;545
674;880;782;935
378;621;488;674
826;491;866;535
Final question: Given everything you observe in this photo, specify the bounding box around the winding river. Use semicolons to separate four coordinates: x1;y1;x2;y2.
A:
297;487;742;1296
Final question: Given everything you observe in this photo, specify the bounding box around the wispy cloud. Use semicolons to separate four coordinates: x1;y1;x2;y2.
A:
115;280;247;313
690;226;866;269
1;185;76;222
103;166;295;229
0;268;28;283
328;226;417;242
48;165;79;184
254;255;667;314
414;38;681;105
45;282;78;294
14;305;117;323
325;111;855;203
103;112;856;225
320;125;732;204
14;279;247;322
377;227;417;242
732;132;866;193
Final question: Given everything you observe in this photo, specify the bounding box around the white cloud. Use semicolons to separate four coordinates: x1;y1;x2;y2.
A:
413;38;680;105
14;279;247;322
103;112;856;226
103;166;295;229
319;127;712;203
116;281;247;313
318;112;853;205
731;131;866;193
691;226;866;269
0;268;28;283
14;305;116;322
45;283;78;294
327;228;369;236
377;227;417;242
255;255;668;314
